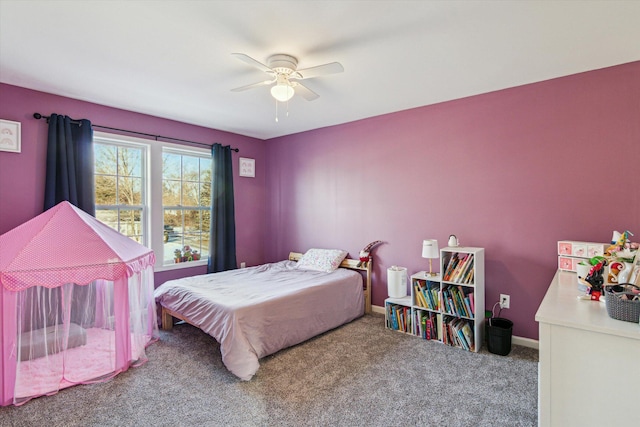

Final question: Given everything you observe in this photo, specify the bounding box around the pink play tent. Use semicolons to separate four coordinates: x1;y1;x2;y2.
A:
0;201;159;406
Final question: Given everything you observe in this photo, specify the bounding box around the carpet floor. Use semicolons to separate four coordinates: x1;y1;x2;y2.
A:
0;313;538;426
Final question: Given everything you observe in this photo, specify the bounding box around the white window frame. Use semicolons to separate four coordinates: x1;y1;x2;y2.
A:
94;131;210;272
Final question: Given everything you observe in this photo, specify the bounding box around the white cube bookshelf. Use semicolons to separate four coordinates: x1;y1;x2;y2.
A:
385;246;485;352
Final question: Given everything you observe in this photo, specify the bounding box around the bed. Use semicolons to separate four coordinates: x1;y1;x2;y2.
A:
154;251;372;380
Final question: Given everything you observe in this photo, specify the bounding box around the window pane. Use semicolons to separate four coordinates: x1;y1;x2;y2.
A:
118;147;142;177
164;209;183;232
118;209;142;237
202;212;210;234
163;153;180;180
95;175;116;204
162;151;212;265
182;182;199;206
95;144;117;175
183;156;199;181
163;179;181;205
96;209;118;231
200;181;211;207
184;210;201;233
163;209;183;263
118;177;141;205
201;234;210;258
94;139;147;248
183;234;200;250
200;158;211;181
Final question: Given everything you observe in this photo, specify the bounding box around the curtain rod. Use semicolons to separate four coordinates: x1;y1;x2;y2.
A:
32;113;239;152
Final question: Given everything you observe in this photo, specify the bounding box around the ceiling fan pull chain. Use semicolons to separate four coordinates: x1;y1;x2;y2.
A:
275;98;279;122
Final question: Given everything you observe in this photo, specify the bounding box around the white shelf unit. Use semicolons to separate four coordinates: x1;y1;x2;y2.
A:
384;246;485;352
438;246;485;352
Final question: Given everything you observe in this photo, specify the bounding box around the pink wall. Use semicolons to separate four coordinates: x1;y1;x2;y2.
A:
265;61;640;340
2;62;639;341
0;84;267;285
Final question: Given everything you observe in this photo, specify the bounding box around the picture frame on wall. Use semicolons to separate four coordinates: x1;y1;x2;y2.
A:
239;157;255;177
0;119;21;153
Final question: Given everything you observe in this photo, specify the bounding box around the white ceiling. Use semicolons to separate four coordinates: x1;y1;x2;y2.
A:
1;1;639;140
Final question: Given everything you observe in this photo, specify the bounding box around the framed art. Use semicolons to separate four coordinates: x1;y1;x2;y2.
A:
0;119;21;153
239;157;255;177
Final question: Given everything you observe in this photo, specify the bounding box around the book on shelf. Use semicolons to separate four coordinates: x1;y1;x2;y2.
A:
416;311;438;341
461;321;475;352
389;304;398;330
405;306;411;332
414;279;441;311
429;312;437;340
464;292;474;316
441;316;470;350
426;281;439;310
445;253;475;284
424;317;430;340
460;257;475;284
451;287;465;316
451;253;469;282
450;254;474;284
396;305;410;332
413;281;428;308
443;254;460;281
469;292;475;314
441;286;468;317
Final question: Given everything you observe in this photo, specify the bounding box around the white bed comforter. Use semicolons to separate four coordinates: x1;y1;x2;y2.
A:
154;260;364;380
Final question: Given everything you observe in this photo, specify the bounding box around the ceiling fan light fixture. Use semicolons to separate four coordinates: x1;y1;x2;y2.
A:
270;83;294;102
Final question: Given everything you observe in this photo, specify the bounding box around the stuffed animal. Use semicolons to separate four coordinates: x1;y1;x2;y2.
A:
357;240;383;268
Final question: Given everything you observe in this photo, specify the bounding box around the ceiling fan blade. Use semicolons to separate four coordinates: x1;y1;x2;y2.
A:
294;82;319;101
292;62;344;80
231;53;273;74
231;79;274;92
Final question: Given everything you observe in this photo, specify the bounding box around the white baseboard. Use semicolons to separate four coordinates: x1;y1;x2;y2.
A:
372;304;539;350
371;305;386;315
512;335;539;349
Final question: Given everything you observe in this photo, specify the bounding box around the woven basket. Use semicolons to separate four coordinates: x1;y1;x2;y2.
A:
604;284;640;323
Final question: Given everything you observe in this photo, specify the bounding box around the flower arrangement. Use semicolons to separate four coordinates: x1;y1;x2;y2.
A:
174;245;201;263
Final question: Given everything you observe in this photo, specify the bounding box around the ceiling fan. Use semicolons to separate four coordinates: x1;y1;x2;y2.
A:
231;53;344;102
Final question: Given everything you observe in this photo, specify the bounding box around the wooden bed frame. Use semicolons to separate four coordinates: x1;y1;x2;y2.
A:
161;252;372;331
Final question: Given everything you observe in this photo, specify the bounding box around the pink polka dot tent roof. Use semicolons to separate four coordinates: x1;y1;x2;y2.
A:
0;201;159;406
0;201;155;291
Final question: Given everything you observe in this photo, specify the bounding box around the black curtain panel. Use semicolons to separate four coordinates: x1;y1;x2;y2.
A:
208;143;238;273
43;114;95;215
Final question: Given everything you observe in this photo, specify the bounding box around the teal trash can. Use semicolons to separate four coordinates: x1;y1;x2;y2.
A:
487;317;513;356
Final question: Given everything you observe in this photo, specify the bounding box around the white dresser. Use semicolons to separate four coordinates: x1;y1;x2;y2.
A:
535;270;640;427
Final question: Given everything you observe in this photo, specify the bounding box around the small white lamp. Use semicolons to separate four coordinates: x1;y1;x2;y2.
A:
422;239;439;277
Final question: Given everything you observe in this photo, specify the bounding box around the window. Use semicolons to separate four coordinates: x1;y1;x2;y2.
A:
93;132;211;270
94;140;146;244
162;150;211;264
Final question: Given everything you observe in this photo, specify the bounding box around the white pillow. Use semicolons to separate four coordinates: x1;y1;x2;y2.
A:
296;248;348;273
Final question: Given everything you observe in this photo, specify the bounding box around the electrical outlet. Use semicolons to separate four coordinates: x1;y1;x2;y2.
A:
240;262;246;268
500;294;510;309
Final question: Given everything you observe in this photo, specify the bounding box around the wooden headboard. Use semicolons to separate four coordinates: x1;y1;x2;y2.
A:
288;252;372;314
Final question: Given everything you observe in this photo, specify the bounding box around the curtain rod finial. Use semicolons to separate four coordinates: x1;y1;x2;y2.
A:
33;113;43;119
